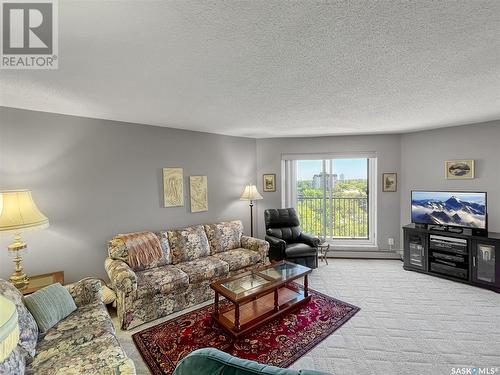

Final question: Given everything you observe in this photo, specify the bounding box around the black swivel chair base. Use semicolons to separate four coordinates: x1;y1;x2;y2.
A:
269;254;318;269
288;255;318;269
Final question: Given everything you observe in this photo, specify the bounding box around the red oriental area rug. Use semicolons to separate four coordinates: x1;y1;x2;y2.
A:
132;289;359;375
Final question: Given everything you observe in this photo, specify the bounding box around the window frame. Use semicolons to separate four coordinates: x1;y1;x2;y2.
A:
281;154;378;250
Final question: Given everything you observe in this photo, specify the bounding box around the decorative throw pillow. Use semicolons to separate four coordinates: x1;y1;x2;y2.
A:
24;283;77;333
0;279;38;359
167;225;211;264
204;221;243;254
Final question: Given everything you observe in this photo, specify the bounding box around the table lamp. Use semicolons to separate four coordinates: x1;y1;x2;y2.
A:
0;295;19;362
0;190;49;290
240;184;263;237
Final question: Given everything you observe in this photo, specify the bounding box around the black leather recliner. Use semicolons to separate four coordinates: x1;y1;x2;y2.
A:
264;208;320;269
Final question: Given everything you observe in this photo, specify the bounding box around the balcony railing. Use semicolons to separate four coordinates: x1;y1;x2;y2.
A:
297;196;368;239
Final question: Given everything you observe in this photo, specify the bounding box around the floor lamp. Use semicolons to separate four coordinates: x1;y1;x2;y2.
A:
240;184;263;237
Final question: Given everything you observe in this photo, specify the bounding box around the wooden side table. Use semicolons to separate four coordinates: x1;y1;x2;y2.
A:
318;243;330;265
21;271;64;295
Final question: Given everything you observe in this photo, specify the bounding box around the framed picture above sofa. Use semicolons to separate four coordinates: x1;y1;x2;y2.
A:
190;175;208;212
163;168;184;207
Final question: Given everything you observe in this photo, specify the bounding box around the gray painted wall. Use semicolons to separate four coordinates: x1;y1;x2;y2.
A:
400;121;500;233
1;106;497;283
0;108;257;282
255;134;402;249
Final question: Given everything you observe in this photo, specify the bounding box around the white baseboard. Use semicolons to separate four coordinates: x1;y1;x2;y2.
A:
326;250;401;259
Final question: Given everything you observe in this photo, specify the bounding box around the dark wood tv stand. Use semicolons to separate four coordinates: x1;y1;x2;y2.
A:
403;224;500;293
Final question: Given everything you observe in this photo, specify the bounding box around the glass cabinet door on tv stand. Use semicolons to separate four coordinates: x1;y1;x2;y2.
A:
472;240;497;286
405;231;426;271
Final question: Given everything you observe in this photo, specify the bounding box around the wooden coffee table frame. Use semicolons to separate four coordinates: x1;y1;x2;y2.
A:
210;261;312;337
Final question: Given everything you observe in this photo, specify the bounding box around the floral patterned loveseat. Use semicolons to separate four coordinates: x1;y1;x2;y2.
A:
105;220;269;330
0;278;135;375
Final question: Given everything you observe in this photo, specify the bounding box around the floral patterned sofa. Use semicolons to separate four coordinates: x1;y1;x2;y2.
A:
105;220;269;330
0;278;135;375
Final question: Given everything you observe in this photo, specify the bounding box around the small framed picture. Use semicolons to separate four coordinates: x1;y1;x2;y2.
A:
263;174;276;192
445;160;475;179
382;173;397;192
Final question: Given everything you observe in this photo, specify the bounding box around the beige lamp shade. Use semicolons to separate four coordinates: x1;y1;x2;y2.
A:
0;295;20;362
0;190;49;232
240;185;263;201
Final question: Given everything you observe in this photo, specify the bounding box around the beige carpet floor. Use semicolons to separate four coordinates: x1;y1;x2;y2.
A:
114;259;500;375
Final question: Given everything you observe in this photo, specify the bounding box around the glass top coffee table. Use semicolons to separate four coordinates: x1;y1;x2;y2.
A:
210;261;312;337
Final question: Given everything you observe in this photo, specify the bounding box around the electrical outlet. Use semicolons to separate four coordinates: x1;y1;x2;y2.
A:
388;238;395;246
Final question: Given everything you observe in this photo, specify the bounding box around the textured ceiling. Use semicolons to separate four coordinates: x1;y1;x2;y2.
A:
1;1;499;137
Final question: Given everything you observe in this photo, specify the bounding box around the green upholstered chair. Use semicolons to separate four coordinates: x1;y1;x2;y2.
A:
172;348;332;375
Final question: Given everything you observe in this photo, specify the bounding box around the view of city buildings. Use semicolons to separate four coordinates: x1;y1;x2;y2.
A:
296;159;369;239
312;173;338;190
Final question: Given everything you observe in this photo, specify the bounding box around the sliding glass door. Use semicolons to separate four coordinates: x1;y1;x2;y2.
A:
294;158;373;243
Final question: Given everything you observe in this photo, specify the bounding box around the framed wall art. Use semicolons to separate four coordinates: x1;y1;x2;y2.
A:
445;160;475;179
263;174;276;192
382;173;397;192
163;168;184;207
190;176;208;212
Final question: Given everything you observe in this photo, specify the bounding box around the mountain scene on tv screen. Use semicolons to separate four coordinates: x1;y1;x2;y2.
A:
412;193;486;228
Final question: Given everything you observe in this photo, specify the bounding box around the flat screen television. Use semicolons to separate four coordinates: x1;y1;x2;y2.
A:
411;191;487;230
